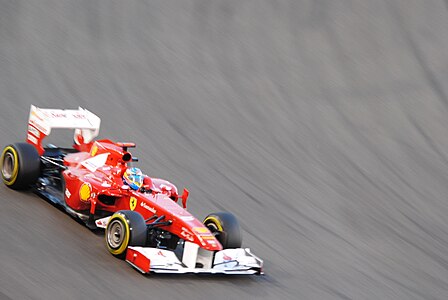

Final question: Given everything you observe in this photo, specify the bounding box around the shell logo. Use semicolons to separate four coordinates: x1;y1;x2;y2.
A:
91;145;98;156
79;183;92;202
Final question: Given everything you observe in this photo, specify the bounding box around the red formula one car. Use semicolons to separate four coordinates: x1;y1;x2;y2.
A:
1;105;263;275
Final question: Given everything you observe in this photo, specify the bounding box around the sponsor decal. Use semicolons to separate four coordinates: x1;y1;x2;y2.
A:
180;227;194;242
179;216;195;221
30;109;46;122
50;112;67;118
157;250;166;257
28;125;40;138
223;253;232;261
95;217;110;228
193;227;210;234
72;112;86;119
65;188;71;199
129;197;137;211
95;219;106;227
200;235;216;240
27;134;38;145
140;202;156;214
29;119;50;135
79;183;92;202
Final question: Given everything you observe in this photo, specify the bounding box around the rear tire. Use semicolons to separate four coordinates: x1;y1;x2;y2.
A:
105;210;147;259
1;143;40;190
203;212;242;249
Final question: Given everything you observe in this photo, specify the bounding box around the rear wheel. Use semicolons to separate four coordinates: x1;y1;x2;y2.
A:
106;210;147;259
203;212;242;249
1;143;40;190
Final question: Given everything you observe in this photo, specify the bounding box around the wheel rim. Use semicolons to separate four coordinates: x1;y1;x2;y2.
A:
107;220;125;249
2;152;15;180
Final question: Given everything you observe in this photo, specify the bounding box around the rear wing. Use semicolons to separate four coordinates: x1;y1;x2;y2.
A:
27;105;101;154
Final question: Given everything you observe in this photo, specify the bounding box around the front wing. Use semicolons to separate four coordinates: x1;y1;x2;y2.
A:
126;246;263;275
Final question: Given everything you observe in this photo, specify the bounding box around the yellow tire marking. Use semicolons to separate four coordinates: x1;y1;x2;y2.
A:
1;146;19;186
204;216;223;232
106;213;130;256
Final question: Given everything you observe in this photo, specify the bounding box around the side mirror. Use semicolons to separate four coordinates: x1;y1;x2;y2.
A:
181;188;189;209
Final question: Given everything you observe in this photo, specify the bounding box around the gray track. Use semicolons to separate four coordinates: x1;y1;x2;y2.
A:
1;1;448;299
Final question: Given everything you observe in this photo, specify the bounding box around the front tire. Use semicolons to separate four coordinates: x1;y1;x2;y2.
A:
106;210;147;259
1;143;40;190
203;212;242;249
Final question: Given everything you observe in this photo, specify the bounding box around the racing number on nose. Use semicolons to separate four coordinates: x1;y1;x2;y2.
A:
129;197;137;211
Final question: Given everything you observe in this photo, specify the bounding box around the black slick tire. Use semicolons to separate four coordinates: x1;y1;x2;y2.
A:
203;212;242;249
105;210;147;259
1;143;40;190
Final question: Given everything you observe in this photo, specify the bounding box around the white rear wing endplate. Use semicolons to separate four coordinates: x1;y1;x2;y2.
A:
27;105;101;154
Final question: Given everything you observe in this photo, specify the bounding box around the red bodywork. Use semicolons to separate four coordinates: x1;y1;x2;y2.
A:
62;139;222;251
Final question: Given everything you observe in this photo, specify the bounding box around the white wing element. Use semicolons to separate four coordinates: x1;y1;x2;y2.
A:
126;245;264;275
81;153;109;172
95;216;111;228
28;104;101;144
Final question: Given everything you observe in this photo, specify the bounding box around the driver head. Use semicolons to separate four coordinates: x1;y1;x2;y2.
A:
123;167;144;190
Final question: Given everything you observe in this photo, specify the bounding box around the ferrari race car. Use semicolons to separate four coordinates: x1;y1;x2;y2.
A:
1;105;263;275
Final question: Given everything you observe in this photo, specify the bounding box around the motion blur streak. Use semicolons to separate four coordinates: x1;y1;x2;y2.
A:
1;1;448;299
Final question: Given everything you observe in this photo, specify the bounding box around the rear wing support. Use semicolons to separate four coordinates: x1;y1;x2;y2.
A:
27;105;101;155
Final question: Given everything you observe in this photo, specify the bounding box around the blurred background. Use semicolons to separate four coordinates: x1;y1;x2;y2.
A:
1;1;448;299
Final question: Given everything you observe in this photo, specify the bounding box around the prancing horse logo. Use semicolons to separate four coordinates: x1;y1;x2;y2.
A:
129;197;137;211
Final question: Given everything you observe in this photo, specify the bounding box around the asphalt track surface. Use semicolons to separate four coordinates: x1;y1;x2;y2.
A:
1;1;448;299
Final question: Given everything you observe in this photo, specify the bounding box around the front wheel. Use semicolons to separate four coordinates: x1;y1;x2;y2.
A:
105;210;147;259
1;143;40;190
203;212;242;249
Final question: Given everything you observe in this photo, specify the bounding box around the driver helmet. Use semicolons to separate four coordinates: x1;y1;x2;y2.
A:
123;167;144;190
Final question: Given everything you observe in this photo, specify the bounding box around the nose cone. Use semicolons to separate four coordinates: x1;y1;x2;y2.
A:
196;233;223;251
179;219;223;251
